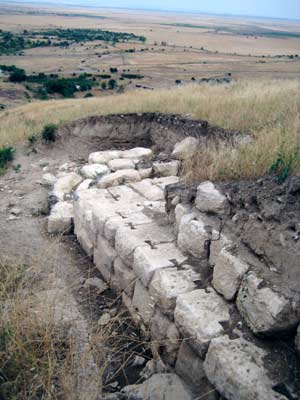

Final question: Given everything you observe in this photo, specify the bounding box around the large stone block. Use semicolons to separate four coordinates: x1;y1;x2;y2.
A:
97;169;141;189
104;211;152;245
152;176;180;190
150;309;181;366
195;181;228;215
171;136;199;160
237;272;299;335
93;235;117;282
143;201;169;226
48;201;73;234
177;213;211;259
108;158;135;171
111;257;137;297
212;247;249;300
174;288;230;358
88;150;122;164
115;222;174;266
133;242;187;287
130;179;165;201
121;147;153;160
153;161;180;178
149;268;197;315
122;373;193;400
175;341;216;397
204;336;288;400
80;164;109;179
52;172;82;201
132;280;155;325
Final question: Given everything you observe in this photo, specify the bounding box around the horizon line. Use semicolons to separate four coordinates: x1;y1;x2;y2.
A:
1;0;300;23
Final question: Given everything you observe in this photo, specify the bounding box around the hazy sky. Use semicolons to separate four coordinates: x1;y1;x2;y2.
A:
31;0;300;20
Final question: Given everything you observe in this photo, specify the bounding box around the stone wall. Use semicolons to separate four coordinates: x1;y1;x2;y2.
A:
45;138;299;399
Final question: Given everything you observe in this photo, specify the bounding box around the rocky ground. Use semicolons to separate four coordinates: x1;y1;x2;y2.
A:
1;113;300;400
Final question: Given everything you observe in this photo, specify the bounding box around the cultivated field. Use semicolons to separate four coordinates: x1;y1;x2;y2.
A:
0;2;300;108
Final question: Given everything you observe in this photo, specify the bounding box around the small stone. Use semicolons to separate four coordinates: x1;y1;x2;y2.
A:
10;207;22;216
132;355;146;367
98;313;111;326
83;277;108;293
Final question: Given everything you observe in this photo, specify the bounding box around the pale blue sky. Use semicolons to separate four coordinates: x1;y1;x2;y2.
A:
12;0;300;20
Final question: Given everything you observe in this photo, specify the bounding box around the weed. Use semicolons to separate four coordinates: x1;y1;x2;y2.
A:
0;146;14;169
42;124;57;143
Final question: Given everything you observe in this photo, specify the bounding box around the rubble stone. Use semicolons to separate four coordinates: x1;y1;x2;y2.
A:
88;150;122;164
237;272;299;334
80;164;109;179
171;136;199;160
108;158;135;171
52;172;82;201
97;169;141;188
153;161;180;177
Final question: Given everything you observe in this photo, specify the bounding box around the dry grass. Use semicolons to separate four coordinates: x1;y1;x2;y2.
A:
0;79;300;180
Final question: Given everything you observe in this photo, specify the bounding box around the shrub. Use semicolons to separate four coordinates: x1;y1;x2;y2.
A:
0;146;14;168
42;124;57;143
108;79;117;90
101;81;107;90
84;92;93;98
9;68;26;83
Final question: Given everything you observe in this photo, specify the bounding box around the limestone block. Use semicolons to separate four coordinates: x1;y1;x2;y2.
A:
132;280;155;325
130;179;164;201
171;136;199;160
152;176;180;190
212;247;249;300
195;181;228;214
88;150;122;164
153;161;180;177
75;179;93;193
93;235;117;282
108;158;135;171
174;203;192;232
104;212;152;245
41;173;56;187
52;172;82;201
174;288;230;358
143;201;169;226
111;257;137;297
121;147;153;160
150;308;181;366
115;222;174;266
204;336;288;400
133;242;186;287
47;202;73;234
176;341;216;396
138;167;153;179
149;268;197;315
177;213;211;259
97;169;141;188
122;373;193;400
80;164;109;179
237;272;299;334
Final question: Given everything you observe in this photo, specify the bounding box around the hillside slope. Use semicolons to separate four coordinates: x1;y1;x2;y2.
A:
1;79;299;180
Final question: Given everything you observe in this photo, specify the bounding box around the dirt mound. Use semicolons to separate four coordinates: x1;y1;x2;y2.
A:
56;113;248;160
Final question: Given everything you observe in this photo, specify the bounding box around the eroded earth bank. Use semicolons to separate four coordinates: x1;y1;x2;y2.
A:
1;113;300;400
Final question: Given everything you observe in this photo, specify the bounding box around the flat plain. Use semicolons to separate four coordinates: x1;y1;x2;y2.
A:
0;2;300;108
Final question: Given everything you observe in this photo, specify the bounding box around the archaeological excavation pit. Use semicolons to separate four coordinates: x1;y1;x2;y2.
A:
42;113;300;400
